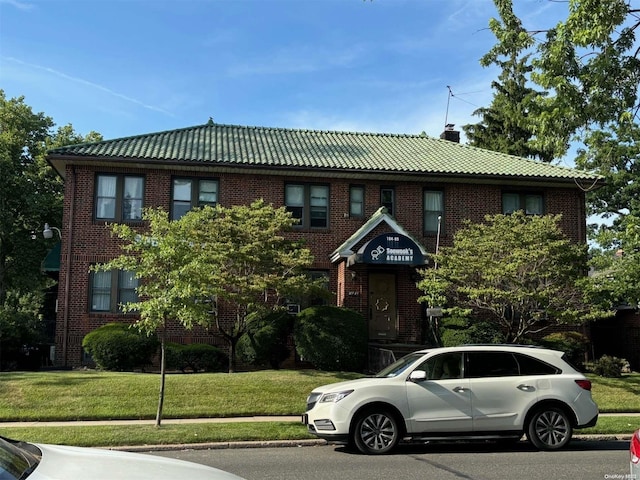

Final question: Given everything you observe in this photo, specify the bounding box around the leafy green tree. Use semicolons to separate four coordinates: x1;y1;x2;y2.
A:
0;92;102;307
463;0;554;162
575;122;640;227
531;0;640;153
180;200;322;373
96;207;212;426
97;200;319;424
482;1;640;216
0;91;101;368
418;212;603;343
586;215;640;310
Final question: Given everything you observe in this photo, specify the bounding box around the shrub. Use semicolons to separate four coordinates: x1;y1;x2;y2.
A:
294;306;367;372
440;316;503;347
82;323;158;371
237;311;293;369
165;343;228;373
591;355;627;377
539;331;589;368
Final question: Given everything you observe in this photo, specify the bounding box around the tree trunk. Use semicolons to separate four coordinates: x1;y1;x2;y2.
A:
229;337;237;373
155;326;166;427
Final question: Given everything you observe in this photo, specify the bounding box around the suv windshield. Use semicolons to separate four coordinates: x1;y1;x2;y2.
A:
375;352;426;378
0;437;41;480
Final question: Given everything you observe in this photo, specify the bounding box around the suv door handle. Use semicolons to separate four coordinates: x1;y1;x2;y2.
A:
517;384;535;391
453;386;468;393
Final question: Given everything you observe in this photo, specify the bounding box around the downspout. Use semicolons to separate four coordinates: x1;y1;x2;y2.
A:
62;165;76;367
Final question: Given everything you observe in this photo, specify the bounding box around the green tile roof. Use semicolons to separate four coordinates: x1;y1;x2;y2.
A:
47;122;603;183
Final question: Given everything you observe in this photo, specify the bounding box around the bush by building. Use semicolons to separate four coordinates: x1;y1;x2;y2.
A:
82;323;158;371
591;354;628;377
165;343;228;373
294;306;367;372
237;311;293;369
539;331;589;368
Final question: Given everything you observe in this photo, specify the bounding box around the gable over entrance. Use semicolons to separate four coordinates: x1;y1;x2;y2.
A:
331;207;428;266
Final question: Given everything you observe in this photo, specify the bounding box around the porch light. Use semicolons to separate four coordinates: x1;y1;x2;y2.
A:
43;223;62;240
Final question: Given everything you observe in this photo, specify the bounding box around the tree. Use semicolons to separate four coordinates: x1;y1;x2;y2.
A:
481;1;640;220
96;207;213;426
586;215;640;310
97;200;319;425
0;92;103;306
417;212;603;343
0;91;101;368
181;200;322;373
575;122;640;228
463;0;555;162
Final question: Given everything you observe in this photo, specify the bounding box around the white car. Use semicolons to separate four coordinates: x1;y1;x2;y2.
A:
631;429;640;478
303;345;599;455
0;436;245;480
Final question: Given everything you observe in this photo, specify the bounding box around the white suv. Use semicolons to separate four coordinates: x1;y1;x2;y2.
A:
303;345;598;454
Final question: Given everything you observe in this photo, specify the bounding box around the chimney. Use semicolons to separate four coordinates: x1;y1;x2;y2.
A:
440;123;460;143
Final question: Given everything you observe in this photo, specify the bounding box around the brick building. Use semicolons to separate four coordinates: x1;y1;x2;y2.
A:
45;121;603;368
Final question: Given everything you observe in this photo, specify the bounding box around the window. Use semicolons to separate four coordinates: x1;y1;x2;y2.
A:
90;270;139;312
417;352;463;380
502;192;544;215
467;352;520;378
285;184;329;228
172;178;219;220
514;353;560;375
95;174;144;221
380;187;395;216
424;190;443;234
349;185;364;218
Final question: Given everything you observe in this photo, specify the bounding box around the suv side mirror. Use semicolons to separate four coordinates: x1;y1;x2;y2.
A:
409;370;427;382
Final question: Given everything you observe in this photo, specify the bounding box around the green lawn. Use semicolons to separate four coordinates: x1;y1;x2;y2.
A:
0;370;637;447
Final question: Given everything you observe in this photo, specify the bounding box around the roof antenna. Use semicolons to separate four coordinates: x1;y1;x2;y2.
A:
444;86;454;128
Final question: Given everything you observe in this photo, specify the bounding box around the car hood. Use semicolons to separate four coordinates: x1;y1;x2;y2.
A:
29;443;245;480
312;376;388;394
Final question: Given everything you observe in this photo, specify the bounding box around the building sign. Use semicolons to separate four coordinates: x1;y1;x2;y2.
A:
360;233;425;265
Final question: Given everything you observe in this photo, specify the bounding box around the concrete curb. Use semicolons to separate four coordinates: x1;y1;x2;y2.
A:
110;435;633;453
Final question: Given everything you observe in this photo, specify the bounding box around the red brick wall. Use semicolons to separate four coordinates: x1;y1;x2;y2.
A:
54;164;588;367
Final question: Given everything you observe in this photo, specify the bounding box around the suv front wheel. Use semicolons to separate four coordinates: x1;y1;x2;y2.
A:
527;406;573;450
352;409;400;455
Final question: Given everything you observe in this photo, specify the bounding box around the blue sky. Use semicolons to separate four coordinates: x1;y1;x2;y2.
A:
1;0;569;144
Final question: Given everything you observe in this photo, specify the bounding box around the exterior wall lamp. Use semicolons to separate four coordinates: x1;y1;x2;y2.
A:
43;223;62;240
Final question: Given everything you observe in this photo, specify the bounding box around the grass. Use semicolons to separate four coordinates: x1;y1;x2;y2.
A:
0;370;361;421
0;370;638;447
588;373;640;412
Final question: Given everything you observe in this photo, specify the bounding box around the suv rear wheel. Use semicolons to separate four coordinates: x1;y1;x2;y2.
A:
527;406;573;450
352;409;400;455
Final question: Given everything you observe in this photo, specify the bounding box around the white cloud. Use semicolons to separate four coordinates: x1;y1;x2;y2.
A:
0;0;34;11
2;56;175;117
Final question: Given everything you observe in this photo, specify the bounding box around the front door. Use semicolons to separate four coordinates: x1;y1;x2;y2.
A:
369;273;397;340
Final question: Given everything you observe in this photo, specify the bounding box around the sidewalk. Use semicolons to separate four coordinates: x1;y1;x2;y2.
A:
1;412;637;428
0;415;301;428
0;414;635;452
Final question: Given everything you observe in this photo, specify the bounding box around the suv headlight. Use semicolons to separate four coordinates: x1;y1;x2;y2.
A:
319;390;354;403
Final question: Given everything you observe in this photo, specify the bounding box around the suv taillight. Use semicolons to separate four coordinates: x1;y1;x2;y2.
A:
631;430;640;464
575;379;592;391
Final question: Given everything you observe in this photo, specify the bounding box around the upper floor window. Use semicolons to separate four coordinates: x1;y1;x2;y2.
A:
502;192;544;215
90;269;138;313
285;184;329;228
172;178;219;220
95;174;144;221
380;187;395;216
424;190;443;234
349;185;364;218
